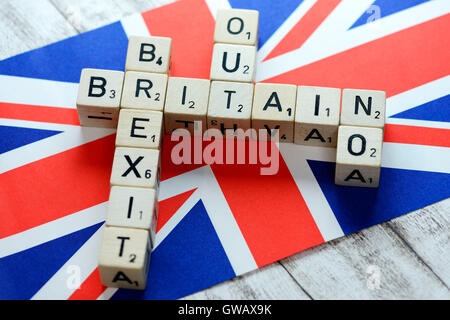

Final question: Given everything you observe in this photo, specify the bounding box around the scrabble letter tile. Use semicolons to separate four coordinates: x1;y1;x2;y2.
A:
106;186;158;248
121;71;168;111
99;226;151;290
214;9;259;46
252;83;297;142
335;126;383;188
76;68;124;128
340;89;386;129
116;109;163;149
164;77;210;135
294;86;341;147
110;147;160;189
210;43;256;83
125;36;172;74
207;81;253;134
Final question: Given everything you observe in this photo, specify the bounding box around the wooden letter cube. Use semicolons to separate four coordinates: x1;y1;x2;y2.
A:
116;109;163;149
164;77;210;135
125;36;172;74
121;71;168;111
252;83;297;142
99;226;151;290
335;126;383;188
210;43;256;83
106;186;158;248
294;86;341;147
214;9;259;46
340;89;386;129
207;81;253;134
76;68;124;128
110;147;160;189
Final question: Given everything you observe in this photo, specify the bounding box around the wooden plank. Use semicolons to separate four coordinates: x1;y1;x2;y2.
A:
387;199;450;287
49;0;175;32
280;221;450;299
0;0;77;59
183;262;311;300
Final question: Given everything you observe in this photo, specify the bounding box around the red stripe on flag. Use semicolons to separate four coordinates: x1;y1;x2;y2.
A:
158;136;324;266
0;135;115;238
265;14;450;98
264;0;341;61
68;268;107;300
157;188;197;233
384;124;450;148
142;0;215;79
211;143;324;267
0;102;80;126
160;135;208;181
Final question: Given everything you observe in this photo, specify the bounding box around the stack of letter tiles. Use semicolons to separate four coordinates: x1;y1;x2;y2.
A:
77;35;171;289
75;8;386;291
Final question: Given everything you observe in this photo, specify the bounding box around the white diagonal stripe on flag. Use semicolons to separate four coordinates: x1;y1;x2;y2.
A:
0;118;114;174
0;75;78;108
0;202;106;258
31;225;104;300
280;143;345;242
121;13;151;38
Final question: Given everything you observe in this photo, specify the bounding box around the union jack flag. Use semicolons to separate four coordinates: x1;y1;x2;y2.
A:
0;0;449;300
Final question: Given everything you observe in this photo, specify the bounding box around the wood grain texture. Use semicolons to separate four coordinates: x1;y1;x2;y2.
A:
387;200;450;287
280;220;450;299
183;262;311;300
0;0;77;59
1;0;448;300
49;0;176;33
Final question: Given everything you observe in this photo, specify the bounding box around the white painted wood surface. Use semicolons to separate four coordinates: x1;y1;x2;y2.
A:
1;0;448;300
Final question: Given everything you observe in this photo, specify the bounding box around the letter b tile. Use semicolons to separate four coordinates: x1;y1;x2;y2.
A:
125;36;172;74
76;68;124;128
